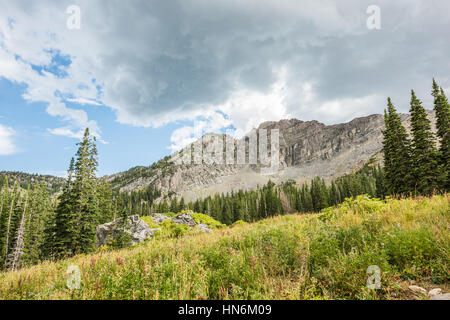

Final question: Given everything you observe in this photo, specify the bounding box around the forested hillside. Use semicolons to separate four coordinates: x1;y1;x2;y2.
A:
0;172;65;194
123;160;386;225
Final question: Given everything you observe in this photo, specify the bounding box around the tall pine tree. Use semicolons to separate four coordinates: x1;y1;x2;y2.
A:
409;90;439;195
382;98;413;195
54;128;100;258
432;79;450;191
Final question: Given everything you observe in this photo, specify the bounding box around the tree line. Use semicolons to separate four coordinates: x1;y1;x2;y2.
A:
120;160;385;225
382;79;449;196
0;129;116;270
0;181;53;270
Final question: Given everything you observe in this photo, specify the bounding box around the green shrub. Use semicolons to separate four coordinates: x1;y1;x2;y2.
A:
202;246;265;299
383;227;441;279
141;211;225;239
231;220;248;227
140;216;160;229
191;212;226;229
311;248;392;299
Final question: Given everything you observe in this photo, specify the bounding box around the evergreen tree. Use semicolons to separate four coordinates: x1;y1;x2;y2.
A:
52;158;76;257
382;98;413;195
301;184;313;212
6;188;30;270
0;177;9;268
409;90;439;195
97;179;113;224
179;197;186;211
0;182;19;268
111;197;132;249
310;177;328;211
330;181;341;206
375;165;387;198
23;183;52;266
432;80;450;191
54;128;100;257
77;134;100;253
170;197;179;213
223;199;233;225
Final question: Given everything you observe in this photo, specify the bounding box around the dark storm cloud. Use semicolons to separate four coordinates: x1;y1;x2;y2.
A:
2;0;450;129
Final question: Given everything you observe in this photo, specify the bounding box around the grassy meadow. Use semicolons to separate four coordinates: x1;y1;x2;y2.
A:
0;195;448;300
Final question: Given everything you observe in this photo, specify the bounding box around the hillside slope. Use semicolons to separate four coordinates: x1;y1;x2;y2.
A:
0;171;65;194
0;194;448;300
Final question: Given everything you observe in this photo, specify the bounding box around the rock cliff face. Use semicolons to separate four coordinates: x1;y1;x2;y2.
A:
96;215;160;247
106;111;436;202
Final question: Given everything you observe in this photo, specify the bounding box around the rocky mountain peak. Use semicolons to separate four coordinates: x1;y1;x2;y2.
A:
107;110;436;202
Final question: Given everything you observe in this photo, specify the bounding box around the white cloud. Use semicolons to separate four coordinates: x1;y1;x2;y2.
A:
214;67;290;137
168;111;232;151
0;124;18;155
0;4;102;140
66;98;102;106
47;127;84;140
168;67;291;150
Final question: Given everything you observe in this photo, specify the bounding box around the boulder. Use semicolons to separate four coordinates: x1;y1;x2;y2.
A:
96;215;160;247
152;213;170;223
428;288;442;297
408;285;427;295
429;293;450;300
172;211;197;227
197;223;212;233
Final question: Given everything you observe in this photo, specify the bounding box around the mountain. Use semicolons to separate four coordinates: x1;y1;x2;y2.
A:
106;110;436;202
0;171;66;194
2;111;434;201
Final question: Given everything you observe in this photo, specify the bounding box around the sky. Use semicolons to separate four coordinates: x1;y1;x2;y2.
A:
0;0;449;177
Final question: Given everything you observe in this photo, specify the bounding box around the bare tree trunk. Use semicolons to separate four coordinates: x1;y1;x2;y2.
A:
4;193;18;260
280;190;292;214
0;189;4;222
8;193;29;271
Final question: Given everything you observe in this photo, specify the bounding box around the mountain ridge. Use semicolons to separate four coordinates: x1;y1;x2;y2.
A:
2;111;436;201
105;110;436;202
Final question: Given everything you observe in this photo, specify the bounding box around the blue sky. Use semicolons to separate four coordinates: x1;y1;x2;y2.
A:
0;1;449;177
0;77;178;176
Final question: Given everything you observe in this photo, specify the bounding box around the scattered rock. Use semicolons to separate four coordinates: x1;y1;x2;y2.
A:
429;293;450;300
196;224;212;233
408;285;427;295
152;213;170;223
96;215;160;247
172;211;197;227
428;288;442;297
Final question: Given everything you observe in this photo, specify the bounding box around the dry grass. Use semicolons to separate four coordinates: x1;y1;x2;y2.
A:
0;195;448;300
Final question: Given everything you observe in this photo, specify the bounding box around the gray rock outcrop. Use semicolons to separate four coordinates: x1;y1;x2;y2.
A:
429;293;450;300
408;285;427;295
428;288;442;297
172;211;197;227
96;215;160;247
152;213;170;223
